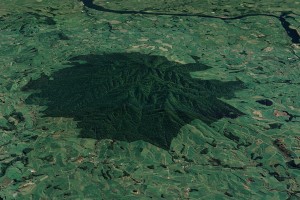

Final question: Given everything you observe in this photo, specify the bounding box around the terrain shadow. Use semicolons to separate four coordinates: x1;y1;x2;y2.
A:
23;53;244;149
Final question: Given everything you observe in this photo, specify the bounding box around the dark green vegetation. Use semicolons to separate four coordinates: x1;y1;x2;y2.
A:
1;0;299;199
23;53;243;149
